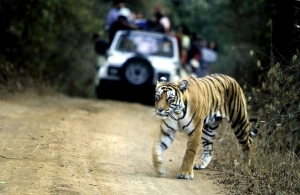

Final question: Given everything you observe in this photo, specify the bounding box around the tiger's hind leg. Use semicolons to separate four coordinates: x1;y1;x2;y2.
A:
193;122;219;169
234;119;252;168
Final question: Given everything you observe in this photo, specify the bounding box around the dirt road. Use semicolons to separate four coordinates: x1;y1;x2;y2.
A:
0;89;227;195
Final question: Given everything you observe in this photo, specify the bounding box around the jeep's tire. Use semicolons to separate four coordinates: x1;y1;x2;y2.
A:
122;59;153;86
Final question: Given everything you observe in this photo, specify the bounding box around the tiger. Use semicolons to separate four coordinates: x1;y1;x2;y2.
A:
152;74;259;179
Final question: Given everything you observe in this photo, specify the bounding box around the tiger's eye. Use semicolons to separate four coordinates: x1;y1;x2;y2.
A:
167;97;174;103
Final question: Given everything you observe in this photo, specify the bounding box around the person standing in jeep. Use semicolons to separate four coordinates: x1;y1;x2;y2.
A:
108;7;138;46
105;0;126;31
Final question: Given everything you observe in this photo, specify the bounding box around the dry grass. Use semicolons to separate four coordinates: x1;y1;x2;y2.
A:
209;121;300;195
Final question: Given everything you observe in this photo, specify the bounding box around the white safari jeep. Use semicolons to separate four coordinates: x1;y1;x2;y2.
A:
95;30;182;100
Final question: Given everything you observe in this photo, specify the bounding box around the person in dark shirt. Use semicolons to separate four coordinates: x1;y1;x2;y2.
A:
145;11;165;33
105;0;126;31
92;33;109;56
108;8;138;46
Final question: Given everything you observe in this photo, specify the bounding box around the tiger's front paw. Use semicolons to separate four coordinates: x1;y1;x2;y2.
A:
153;155;166;177
193;163;206;170
193;159;210;169
194;153;212;170
157;168;166;177
176;171;194;180
153;161;166;177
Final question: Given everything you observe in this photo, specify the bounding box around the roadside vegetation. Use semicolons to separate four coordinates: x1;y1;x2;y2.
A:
209;56;300;194
0;0;299;194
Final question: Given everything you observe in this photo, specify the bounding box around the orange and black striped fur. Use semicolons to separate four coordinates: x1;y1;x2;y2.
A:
152;74;259;179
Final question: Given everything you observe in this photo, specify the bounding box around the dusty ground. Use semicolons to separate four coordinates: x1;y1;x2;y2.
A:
0;88;228;195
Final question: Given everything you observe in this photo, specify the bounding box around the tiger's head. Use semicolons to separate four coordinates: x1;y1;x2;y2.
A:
154;77;189;119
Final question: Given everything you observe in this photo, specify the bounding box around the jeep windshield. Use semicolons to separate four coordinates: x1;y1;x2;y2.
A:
115;32;174;57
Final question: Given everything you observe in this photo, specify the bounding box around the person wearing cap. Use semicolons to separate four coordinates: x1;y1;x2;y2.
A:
108;7;138;45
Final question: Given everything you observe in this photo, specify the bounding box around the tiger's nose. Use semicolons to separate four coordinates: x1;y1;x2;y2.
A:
157;108;164;112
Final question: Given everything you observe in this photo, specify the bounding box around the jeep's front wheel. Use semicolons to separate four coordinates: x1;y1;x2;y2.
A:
122;59;153;86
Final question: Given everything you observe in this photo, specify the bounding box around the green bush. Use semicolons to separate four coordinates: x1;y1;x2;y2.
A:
212;55;300;194
256;56;300;154
0;0;104;96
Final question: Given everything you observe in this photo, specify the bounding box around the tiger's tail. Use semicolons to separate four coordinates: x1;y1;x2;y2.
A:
249;118;260;138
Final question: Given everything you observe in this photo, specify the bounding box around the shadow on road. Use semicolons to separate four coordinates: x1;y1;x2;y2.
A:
96;84;155;107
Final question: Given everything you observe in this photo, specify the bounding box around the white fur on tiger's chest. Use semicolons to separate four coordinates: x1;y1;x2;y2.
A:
163;117;180;131
178;110;198;134
163;108;197;134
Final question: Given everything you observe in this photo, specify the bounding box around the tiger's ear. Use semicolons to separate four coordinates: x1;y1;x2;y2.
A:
178;80;188;92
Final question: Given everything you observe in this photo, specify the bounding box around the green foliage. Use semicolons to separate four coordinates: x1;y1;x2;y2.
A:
167;0;268;85
0;0;103;93
252;55;300;156
211;55;300;193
